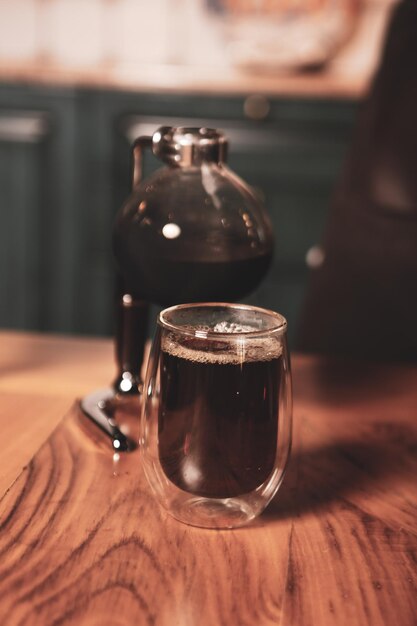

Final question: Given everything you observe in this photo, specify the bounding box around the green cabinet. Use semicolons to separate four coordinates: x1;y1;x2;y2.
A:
0;83;357;345
0;84;81;333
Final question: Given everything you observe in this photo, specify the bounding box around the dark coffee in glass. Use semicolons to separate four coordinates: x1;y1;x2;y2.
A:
158;334;282;498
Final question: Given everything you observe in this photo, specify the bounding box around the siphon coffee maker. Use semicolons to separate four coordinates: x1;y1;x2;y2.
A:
81;126;274;450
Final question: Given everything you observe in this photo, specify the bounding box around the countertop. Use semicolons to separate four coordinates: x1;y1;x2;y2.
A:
0;330;416;625
0;2;394;99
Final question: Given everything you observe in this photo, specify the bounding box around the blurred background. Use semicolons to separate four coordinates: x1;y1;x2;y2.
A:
0;0;395;347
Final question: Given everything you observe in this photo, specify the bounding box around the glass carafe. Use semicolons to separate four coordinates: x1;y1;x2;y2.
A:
112;126;274;396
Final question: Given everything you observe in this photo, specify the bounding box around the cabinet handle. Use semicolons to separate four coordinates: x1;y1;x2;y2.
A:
0;112;50;143
306;245;325;269
244;95;270;121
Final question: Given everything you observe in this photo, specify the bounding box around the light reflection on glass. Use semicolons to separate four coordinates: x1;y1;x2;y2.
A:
162;223;181;239
120;372;133;392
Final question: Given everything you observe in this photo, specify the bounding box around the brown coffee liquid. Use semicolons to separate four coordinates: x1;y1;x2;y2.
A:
158;336;282;498
114;252;272;306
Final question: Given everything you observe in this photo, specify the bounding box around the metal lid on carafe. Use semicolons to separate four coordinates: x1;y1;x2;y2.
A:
152;126;228;167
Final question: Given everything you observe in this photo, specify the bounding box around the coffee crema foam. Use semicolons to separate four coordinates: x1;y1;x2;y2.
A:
161;332;283;365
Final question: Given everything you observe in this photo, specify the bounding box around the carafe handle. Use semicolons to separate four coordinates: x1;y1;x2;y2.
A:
132;136;153;189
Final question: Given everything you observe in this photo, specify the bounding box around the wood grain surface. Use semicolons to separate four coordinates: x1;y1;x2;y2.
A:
0;330;114;398
0;331;114;495
0;334;416;626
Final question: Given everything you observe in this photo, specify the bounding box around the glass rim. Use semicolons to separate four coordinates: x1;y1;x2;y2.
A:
158;302;287;339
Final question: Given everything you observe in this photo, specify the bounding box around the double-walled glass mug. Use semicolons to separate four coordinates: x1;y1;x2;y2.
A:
140;303;292;529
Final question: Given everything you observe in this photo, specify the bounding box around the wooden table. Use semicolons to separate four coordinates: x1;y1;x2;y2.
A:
0;331;416;626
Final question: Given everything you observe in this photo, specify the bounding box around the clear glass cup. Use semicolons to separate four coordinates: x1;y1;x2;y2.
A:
140;303;292;529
